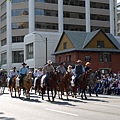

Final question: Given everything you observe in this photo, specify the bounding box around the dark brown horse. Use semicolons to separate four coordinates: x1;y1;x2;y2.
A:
41;71;58;102
57;71;72;100
0;74;7;94
34;76;42;95
71;71;91;99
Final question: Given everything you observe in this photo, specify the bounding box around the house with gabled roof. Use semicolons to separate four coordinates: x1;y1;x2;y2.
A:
53;29;120;73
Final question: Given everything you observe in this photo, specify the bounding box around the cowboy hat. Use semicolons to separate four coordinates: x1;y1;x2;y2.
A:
38;66;42;69
13;67;16;69
76;60;82;63
59;62;64;65
47;60;52;64
85;62;91;66
67;65;72;68
22;62;27;65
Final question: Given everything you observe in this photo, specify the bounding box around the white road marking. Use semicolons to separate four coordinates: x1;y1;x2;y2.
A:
45;108;79;117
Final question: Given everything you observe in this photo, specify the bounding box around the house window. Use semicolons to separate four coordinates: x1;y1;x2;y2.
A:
1;52;7;64
97;41;104;48
59;56;61;62
63;42;67;49
99;54;103;62
26;43;33;59
66;55;71;62
12;51;24;63
99;54;111;62
85;56;91;61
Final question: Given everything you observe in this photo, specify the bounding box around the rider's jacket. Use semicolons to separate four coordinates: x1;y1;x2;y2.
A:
43;64;55;75
19;67;27;75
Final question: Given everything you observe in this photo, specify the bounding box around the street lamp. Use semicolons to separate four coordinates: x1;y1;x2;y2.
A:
33;32;47;64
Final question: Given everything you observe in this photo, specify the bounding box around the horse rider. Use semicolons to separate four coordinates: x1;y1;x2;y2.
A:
73;60;85;85
56;62;66;78
85;62;91;72
19;62;28;87
9;67;18;87
43;60;55;85
34;67;43;87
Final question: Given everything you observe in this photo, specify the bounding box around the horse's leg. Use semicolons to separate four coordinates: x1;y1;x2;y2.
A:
84;89;87;99
89;86;92;96
41;87;45;100
47;87;50;101
14;88;17;97
51;88;54;102
81;90;83;99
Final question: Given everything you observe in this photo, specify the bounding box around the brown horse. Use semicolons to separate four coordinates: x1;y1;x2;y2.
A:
57;71;72;100
23;72;33;99
41;71;58;101
71;71;91;99
0;74;7;94
9;76;20;97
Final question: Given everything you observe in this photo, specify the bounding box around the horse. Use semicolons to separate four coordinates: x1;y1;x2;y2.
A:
34;76;42;95
87;70;99;97
71;71;91;99
41;71;58;102
57;71;72;100
9;76;20;97
19;72;33;99
0;74;7;94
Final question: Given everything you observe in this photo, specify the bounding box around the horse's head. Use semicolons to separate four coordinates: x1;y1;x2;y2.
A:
65;71;72;81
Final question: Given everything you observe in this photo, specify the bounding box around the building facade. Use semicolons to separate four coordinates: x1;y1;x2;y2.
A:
0;0;117;72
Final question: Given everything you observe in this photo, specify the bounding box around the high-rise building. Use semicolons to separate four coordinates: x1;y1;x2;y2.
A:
0;0;117;71
117;2;120;36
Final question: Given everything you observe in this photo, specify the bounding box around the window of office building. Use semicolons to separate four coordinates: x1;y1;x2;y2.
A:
12;51;24;63
1;1;6;10
1;52;7;65
63;11;85;19
12;22;28;29
90;14;109;21
90;2;109;9
26;43;33;59
35;22;58;30
12;0;29;3
12;9;29;16
63;0;85;7
91;26;110;33
1;38;7;46
0;26;6;34
35;8;58;17
35;0;58;4
64;24;86;31
12;36;24;43
0;13;6;22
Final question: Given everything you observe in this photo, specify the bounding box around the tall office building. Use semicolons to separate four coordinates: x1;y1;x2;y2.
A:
0;0;117;71
117;2;120;36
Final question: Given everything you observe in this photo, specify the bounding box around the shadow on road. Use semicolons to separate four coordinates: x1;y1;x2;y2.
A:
0;111;16;120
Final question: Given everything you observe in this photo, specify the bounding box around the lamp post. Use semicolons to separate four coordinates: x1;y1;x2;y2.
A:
33;32;47;64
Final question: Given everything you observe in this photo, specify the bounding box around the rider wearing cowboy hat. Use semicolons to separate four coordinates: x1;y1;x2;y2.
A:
19;62;28;87
9;67;18;87
85;62;91;72
56;62;66;78
74;60;85;85
43;60;55;85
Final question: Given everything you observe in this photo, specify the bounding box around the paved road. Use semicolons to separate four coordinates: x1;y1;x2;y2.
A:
0;88;120;120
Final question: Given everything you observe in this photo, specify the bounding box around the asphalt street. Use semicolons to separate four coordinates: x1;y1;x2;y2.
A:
0;88;120;120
